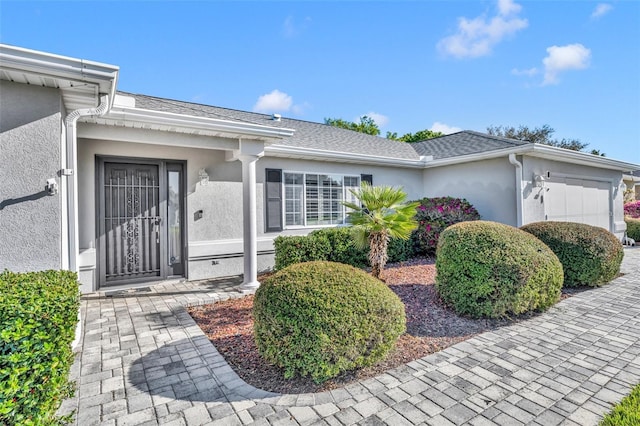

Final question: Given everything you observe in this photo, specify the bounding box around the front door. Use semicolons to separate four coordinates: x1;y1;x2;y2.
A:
98;159;185;287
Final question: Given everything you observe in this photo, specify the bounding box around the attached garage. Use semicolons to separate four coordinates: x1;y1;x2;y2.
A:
544;176;612;231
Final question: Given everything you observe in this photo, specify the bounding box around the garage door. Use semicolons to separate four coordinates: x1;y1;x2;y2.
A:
545;178;611;230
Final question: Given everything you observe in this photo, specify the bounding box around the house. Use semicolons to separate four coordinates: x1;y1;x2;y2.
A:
623;171;640;201
2;44;638;294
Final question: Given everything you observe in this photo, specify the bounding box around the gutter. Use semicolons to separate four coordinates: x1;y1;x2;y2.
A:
62;95;110;272
104;106;295;140
265;144;433;168
509;154;524;227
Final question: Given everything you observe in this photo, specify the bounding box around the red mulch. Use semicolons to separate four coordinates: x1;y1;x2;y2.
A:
187;259;569;394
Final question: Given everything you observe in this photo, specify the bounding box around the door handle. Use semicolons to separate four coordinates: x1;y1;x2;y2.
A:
153;217;162;243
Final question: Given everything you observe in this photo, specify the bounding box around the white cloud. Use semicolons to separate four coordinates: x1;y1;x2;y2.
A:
430;122;462;135
511;67;539;77
437;0;528;59
591;3;612;20
282;15;311;38
358;112;389;127
253;90;293;113
253;90;309;115
542;44;591;85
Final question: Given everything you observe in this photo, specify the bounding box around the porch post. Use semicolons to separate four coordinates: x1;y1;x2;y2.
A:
239;150;262;289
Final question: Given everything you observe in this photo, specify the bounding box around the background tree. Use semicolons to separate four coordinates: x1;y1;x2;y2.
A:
387;129;444;143
324;116;380;136
486;124;591;152
343;183;419;279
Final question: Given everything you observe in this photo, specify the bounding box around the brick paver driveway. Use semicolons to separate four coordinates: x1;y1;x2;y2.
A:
59;248;640;425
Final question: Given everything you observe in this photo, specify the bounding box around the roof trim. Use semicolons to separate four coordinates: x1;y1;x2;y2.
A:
100;105;295;140
424;142;640;172
0;43;120;109
265;144;431;168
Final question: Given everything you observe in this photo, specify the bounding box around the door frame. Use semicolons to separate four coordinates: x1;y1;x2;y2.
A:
95;156;187;288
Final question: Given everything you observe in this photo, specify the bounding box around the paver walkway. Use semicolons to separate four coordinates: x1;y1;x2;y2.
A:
59;248;640;426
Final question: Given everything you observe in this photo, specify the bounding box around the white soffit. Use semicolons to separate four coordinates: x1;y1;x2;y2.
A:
0;44;119;111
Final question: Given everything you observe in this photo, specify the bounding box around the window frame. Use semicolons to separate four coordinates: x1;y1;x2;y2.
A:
281;170;361;229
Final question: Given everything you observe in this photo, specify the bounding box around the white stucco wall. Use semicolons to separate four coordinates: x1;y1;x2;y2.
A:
521;156;626;237
422;157;518;226
0;81;63;272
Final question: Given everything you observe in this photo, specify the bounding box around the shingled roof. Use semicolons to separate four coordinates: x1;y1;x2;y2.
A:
121;92;422;161
411;130;530;160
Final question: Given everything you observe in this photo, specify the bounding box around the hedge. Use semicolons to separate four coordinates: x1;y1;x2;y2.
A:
626;217;640;241
0;270;80;426
436;221;563;318
253;261;405;382
273;227;414;271
521;221;623;287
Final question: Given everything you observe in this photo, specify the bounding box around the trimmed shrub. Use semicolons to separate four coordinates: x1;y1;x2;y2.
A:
0;270;80;426
310;227;368;268
521;221;623;287
273;234;331;270
253;261;406;382
626;217;640;241
387;237;415;263
412;196;481;255
436;221;563;318
624;200;640;218
273;228;415;271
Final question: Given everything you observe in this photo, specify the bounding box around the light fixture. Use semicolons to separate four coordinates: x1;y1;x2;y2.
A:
533;174;545;188
198;169;209;186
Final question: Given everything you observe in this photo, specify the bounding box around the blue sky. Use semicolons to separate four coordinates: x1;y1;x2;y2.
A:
2;1;639;163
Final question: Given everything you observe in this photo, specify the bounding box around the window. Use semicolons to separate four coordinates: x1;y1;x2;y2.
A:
283;172;360;227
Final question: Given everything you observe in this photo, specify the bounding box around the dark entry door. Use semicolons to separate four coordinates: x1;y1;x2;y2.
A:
103;162;162;284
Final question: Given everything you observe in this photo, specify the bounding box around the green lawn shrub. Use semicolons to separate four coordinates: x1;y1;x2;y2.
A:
599;382;640;425
411;196;481;255
521;221;623;287
436;221;563;318
253;261;406;383
625;217;640;241
273;227;415;270
0;270;80;425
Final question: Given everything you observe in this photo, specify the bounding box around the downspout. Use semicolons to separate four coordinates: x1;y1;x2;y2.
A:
62;94;110;273
509;154;523;227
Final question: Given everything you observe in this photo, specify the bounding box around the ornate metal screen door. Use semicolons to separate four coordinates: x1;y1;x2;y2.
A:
103;163;161;283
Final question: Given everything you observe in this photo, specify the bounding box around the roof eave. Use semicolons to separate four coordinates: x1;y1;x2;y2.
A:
266;144;430;168
0;43;120;109
528;144;640;172
423;143;640;172
97;105;295;140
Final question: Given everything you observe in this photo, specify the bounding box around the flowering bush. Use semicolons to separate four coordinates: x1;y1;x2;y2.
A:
412;196;481;254
624;200;640;218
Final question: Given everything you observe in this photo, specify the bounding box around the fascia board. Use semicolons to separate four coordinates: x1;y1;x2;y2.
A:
528;144;640;172
0;43;120;107
265;144;430;168
423;143;640;172
423;145;530;168
105;106;295;139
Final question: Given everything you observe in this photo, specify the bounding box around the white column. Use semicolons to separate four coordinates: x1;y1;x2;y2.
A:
240;154;260;289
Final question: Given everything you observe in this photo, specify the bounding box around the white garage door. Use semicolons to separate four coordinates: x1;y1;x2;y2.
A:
545;178;611;230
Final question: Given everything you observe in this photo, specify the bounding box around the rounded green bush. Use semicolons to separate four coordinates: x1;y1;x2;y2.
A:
521;221;623;287
436;221;563;318
253;261;406;383
626;217;640;241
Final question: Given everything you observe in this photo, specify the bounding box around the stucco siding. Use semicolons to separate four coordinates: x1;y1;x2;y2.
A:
521;156;625;237
0;81;63;272
422;157;517;226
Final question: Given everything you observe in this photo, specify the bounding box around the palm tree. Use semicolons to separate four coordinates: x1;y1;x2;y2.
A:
343;183;419;279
